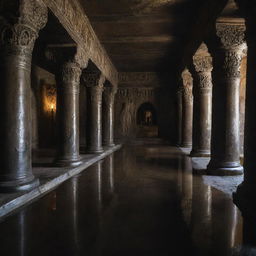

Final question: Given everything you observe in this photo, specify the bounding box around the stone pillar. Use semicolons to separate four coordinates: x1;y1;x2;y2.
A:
207;23;245;175
55;62;82;166
181;69;193;148
190;44;213;157
176;86;183;146
103;86;117;147
85;73;105;153
0;1;47;192
233;3;256;215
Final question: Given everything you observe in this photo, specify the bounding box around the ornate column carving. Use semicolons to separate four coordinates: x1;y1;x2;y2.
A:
0;0;47;192
103;84;117;147
55;61;84;166
207;23;246;175
181;68;193;148
190;43;213;157
83;73;105;153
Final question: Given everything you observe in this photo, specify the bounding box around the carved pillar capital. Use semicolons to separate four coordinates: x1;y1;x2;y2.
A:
193;55;213;73
216;23;245;50
83;73;106;88
215;24;246;79
0;0;48;58
104;86;117;106
181;69;193;102
61;61;82;94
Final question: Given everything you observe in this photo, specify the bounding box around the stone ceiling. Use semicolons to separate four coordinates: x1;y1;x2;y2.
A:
78;0;240;73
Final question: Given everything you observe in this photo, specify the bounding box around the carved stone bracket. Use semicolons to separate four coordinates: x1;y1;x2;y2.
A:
74;46;89;69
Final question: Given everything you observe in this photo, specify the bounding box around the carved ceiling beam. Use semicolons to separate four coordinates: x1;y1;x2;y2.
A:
42;0;118;87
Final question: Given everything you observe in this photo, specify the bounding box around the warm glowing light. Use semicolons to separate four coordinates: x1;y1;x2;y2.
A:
42;84;57;114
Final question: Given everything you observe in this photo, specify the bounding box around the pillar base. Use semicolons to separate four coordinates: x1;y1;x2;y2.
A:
55;156;83;167
190;149;210;157
180;143;192;148
207;161;243;176
0;177;39;193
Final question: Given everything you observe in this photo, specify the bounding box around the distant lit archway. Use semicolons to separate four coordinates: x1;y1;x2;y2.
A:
136;102;158;138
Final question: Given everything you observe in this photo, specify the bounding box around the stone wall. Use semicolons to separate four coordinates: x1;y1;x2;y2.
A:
115;72;176;142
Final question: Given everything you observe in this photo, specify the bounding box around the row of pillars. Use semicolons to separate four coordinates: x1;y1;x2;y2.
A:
56;63;117;166
0;8;117;192
177;23;246;176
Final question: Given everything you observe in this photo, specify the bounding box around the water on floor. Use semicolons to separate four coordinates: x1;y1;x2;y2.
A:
0;145;253;256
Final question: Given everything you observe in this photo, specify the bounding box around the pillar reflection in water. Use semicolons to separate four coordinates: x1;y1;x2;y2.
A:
181;155;193;225
55;175;80;255
102;155;115;207
177;154;183;195
191;179;212;254
211;193;241;255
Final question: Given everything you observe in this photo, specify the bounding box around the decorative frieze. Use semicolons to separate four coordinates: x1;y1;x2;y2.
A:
118;72;159;86
117;88;155;100
42;0;118;86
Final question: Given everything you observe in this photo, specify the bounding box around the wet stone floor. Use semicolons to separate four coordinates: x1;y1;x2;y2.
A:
0;145;253;256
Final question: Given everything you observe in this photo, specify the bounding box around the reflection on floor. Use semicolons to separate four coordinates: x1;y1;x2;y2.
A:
0;145;253;256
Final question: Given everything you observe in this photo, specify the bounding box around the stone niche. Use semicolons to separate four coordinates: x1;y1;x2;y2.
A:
31;65;57;150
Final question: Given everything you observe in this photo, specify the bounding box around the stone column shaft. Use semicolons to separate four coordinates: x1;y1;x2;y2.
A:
181;69;193;148
176;87;183;146
233;7;256;215
56;61;82;166
85;74;105;153
0;2;47;192
103;87;116;147
191;49;213;157
207;24;245;175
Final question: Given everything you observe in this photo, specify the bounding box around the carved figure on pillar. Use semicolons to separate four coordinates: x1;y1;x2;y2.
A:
181;68;193;148
103;83;117;147
0;0;48;192
55;60;85;166
190;43;213;157
207;23;246;176
83;72;105;153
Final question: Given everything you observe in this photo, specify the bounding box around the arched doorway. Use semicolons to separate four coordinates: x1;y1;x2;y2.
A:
136;102;158;138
